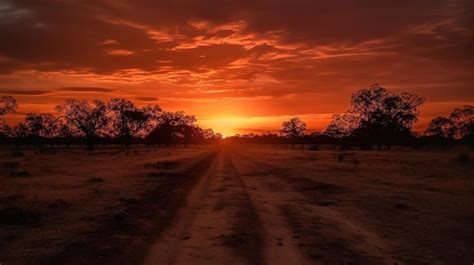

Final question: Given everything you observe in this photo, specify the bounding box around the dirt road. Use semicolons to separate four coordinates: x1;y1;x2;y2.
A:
143;147;407;265
2;145;472;265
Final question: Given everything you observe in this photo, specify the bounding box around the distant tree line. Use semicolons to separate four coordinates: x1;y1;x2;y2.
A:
0;97;221;150
228;84;473;149
1;84;473;150
424;105;474;147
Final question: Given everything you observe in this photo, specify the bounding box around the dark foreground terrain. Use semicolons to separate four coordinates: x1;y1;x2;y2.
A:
0;145;473;265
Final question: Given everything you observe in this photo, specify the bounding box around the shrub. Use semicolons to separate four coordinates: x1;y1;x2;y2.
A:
3;162;31;177
336;152;345;162
11;170;31;177
114;211;128;221
48;199;70;209
339;143;353;151
144;160;178;170
308;145;319;151
3;161;19;173
0;194;24;205
88;177;105;183
454;153;470;165
11;149;24;157
147;171;167;178
0;206;42;225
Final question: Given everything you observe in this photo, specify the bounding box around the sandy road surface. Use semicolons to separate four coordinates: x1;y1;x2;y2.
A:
144;147;405;265
2;145;472;265
143;146;474;265
144;148;312;265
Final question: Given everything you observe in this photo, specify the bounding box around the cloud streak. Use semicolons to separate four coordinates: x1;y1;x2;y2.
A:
0;89;51;95
0;0;473;134
56;87;116;93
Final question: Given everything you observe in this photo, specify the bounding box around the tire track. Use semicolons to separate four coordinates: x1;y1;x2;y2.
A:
230;148;401;265
227;151;313;265
143;149;265;265
221;152;264;265
42;150;218;265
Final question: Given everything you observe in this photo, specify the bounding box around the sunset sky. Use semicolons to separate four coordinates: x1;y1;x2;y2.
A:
0;0;473;135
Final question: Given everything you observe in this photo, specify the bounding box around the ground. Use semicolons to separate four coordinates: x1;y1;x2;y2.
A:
0;145;473;265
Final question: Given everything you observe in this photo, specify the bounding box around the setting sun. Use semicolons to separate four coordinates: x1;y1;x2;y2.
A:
0;1;473;264
0;0;472;134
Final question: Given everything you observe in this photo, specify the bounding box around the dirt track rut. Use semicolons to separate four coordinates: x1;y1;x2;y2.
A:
144;149;264;265
144;147;405;265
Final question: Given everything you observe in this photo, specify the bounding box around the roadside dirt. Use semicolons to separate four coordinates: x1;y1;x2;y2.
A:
143;148;398;265
1;145;472;265
38;149;219;265
143;146;473;265
144;149;264;265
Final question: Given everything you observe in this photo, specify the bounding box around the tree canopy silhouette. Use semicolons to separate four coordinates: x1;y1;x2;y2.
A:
146;111;203;145
0;96;17;116
281;117;306;147
55;99;109;150
324;113;358;138
108;98;161;147
326;84;424;149
426;105;473;147
0;91;471;150
23;113;59;139
425;117;454;138
0;96;18;134
449;105;474;140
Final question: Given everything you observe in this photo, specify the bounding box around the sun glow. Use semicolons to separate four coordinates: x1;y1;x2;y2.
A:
198;116;251;136
197;114;331;136
0;1;471;136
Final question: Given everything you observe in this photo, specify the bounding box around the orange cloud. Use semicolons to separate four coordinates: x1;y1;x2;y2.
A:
0;0;472;134
104;49;135;56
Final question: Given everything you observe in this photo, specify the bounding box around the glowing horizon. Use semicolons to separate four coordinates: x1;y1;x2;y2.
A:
0;1;473;135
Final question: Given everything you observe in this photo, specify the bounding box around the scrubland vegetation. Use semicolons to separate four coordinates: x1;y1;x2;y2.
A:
0;84;473;265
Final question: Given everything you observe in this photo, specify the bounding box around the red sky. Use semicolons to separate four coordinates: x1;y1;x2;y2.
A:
0;0;473;135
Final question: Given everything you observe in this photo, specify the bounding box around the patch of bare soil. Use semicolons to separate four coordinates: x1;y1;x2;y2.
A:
230;146;474;265
143;150;264;265
38;150;218;265
2;145;473;265
0;146;216;265
229;150;394;265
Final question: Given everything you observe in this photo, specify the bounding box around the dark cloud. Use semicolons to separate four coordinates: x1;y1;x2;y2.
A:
56;87;116;92
0;0;472;133
135;96;158;101
0;89;51;95
0;0;471;75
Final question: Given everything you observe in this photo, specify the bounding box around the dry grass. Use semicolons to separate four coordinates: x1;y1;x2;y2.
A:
0;145;473;264
0;145;208;264
232;145;474;264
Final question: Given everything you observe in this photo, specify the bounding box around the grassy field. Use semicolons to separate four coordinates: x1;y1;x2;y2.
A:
0;145;473;265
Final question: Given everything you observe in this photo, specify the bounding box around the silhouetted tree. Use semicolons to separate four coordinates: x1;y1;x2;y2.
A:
324;113;358;138
449;105;473;140
0;96;17;116
6;123;28;149
23;114;58;138
108;98;161;147
281;117;306;148
203;128;216;139
17;113;60;149
348;84;424;149
57;122;74;148
426;105;474;148
180;123;205;145
425;117;454;138
56;99;108;150
147;111;199;145
0;96;18;136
